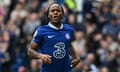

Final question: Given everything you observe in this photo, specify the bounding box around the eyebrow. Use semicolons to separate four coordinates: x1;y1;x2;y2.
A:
49;8;60;12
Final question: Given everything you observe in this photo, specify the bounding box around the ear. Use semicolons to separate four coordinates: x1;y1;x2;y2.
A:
48;14;50;19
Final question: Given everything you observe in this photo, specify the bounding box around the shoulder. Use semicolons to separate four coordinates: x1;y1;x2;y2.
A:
63;24;74;31
36;25;49;32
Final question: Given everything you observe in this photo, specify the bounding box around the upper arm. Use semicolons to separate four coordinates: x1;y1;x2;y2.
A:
31;27;43;50
69;44;77;58
30;42;39;50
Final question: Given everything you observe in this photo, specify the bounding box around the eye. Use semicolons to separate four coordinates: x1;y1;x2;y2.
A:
56;9;60;12
51;10;55;12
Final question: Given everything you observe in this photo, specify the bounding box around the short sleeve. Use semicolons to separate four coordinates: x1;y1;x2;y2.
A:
32;28;42;44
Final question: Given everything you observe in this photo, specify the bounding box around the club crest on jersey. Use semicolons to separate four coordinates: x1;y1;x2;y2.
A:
65;33;70;40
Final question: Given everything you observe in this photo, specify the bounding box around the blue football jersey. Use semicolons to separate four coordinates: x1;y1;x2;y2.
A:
32;23;74;72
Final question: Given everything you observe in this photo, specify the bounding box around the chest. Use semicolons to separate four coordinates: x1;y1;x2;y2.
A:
42;30;72;43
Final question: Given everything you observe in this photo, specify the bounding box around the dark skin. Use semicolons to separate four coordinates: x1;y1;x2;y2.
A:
27;3;80;68
48;4;63;28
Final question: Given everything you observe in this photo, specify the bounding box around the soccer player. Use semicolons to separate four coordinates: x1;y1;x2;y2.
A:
27;3;80;72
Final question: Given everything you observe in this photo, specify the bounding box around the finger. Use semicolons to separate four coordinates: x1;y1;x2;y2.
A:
44;56;52;64
71;59;80;68
71;64;76;68
44;60;51;64
47;61;52;64
72;59;80;64
72;59;77;64
46;58;52;64
46;56;52;61
71;63;78;68
47;55;52;58
43;59;51;64
45;60;51;64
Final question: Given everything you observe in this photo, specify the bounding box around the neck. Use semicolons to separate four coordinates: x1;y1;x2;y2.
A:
51;22;62;29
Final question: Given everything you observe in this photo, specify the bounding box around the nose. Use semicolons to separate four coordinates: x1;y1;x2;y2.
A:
54;11;57;14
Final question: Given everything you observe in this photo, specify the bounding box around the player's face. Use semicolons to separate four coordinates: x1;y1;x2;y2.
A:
48;4;63;23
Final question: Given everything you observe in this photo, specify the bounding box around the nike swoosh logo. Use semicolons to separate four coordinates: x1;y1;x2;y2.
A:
48;35;55;38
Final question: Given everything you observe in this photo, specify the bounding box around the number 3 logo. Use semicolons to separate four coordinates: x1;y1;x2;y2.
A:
53;42;66;59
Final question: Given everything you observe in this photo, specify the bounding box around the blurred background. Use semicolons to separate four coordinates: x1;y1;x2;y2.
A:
0;0;119;72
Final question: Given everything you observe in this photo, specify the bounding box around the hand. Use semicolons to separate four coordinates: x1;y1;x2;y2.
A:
71;57;80;68
39;54;52;64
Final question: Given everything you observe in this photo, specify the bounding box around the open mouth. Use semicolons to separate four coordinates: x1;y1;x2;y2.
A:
53;16;59;19
53;16;59;21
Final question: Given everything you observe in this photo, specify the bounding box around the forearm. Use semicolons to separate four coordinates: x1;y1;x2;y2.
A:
27;42;41;59
70;45;78;59
70;45;81;68
27;48;40;59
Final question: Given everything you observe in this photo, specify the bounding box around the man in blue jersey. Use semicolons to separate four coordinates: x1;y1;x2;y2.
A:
27;3;80;72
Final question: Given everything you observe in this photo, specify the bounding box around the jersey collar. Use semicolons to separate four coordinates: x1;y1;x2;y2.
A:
48;22;63;30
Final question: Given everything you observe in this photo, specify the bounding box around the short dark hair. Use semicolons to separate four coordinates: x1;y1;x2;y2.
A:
46;3;64;16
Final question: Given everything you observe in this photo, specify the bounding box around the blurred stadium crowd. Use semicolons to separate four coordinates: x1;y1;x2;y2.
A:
0;0;120;72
